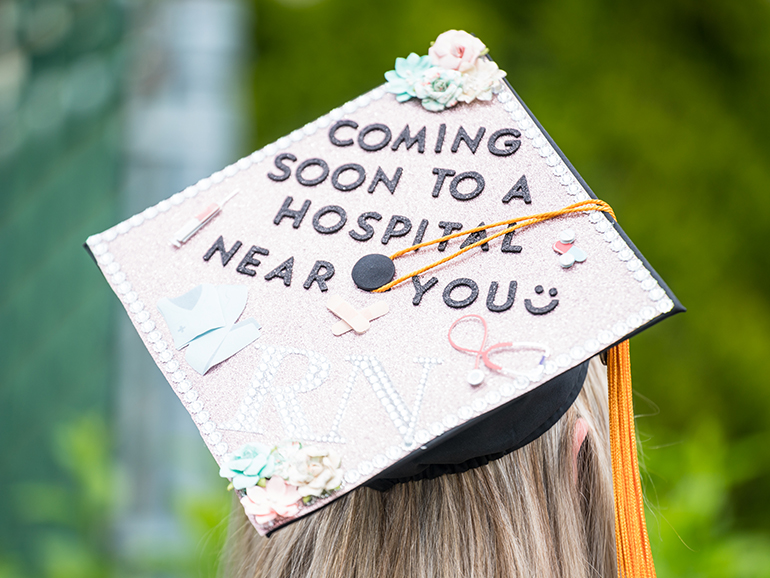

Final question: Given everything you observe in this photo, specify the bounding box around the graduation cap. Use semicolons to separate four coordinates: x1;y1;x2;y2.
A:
86;30;681;577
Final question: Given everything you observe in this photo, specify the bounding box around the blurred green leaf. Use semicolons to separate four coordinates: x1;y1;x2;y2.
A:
52;412;113;513
12;483;73;525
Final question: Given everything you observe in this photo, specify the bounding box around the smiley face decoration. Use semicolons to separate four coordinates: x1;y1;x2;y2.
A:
85;30;682;540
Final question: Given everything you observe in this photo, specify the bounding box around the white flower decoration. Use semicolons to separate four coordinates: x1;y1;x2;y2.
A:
277;445;344;498
458;59;506;104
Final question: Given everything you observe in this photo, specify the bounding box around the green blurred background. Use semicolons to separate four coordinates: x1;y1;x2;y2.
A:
2;0;769;576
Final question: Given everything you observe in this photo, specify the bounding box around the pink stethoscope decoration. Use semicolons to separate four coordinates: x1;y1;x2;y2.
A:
447;314;550;386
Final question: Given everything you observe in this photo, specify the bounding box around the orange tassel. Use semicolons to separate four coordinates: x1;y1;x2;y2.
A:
608;340;656;578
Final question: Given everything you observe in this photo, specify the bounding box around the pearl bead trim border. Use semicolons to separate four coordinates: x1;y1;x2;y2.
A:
86;83;676;495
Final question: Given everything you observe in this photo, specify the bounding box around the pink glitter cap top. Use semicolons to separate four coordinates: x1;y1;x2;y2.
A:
85;33;682;536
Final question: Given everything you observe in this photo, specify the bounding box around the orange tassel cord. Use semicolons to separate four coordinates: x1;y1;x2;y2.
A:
608;341;657;578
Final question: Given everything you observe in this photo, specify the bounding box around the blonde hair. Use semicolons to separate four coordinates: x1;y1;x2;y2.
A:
224;357;616;578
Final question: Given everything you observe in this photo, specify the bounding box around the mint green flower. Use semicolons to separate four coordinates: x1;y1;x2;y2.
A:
219;443;275;490
413;67;465;112
384;53;433;102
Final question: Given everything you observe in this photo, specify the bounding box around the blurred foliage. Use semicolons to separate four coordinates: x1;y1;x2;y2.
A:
0;414;230;578
248;0;770;575
2;415;114;578
0;0;232;576
0;0;125;574
113;484;231;578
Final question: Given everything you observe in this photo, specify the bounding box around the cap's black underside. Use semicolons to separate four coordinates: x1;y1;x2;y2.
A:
365;360;589;491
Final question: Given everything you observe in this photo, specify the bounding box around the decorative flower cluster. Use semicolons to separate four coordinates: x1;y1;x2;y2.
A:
219;441;343;525
385;30;506;112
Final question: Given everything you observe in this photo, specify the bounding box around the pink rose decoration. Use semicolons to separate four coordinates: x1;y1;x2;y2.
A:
429;30;487;73
240;476;302;524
